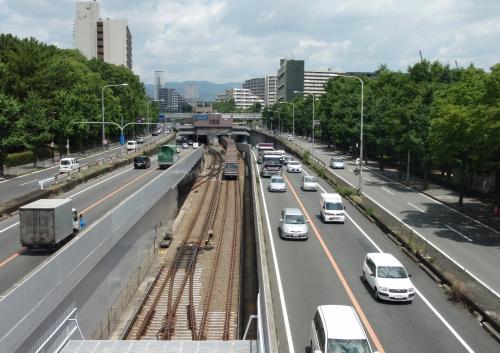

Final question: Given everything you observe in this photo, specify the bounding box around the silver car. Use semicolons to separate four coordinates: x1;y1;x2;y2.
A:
330;157;344;169
279;208;308;240
301;175;318;191
268;175;286;192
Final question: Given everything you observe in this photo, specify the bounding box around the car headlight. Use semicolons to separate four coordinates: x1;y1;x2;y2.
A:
408;287;415;293
378;287;389;292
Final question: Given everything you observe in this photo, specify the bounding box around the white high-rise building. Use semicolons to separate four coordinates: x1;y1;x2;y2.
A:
216;88;263;109
265;75;276;106
303;70;340;96
154;70;166;100
74;1;132;69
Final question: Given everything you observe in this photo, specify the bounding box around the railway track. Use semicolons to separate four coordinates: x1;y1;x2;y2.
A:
124;147;242;341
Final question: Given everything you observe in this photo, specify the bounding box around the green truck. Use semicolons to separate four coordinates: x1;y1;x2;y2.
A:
158;144;178;169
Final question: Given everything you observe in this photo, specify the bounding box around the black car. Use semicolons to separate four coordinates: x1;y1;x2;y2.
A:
133;156;151;169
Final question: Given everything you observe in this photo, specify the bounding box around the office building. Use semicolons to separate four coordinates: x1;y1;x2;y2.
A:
183;84;199;103
243;78;265;100
154;70;166;100
215;88;263;110
265;75;276;106
304;70;340;96
158;88;189;113
276;59;304;102
74;1;132;69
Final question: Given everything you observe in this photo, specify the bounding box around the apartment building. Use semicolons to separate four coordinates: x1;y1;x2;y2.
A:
74;1;132;69
265;75;277;106
243;78;266;100
158;88;189;113
216;88;263;109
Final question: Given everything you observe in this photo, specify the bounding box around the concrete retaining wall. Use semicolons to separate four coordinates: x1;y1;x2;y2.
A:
0;148;203;353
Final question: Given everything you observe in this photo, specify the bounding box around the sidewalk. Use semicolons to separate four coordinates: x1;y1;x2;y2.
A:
292;134;500;233
0;142;122;180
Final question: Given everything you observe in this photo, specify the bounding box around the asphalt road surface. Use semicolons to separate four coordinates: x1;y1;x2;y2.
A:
253;148;497;353
0;147;193;295
0;134;167;204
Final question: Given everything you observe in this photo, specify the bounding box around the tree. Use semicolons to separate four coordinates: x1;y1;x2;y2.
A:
0;92;21;175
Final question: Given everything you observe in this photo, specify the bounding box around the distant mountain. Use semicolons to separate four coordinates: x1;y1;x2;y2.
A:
144;81;242;101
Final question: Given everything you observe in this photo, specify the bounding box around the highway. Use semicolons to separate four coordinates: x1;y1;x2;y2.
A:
0;134;167;204
0;147;192;296
253;148;497;353
284;136;500;299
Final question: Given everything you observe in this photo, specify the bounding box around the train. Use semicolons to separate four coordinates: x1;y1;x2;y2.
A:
221;136;239;179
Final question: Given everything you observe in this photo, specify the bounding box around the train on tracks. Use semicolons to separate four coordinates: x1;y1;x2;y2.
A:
221;137;239;179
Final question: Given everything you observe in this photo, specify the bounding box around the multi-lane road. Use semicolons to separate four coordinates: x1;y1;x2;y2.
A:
0;147;191;295
0;135;166;204
253;148;497;353
284;136;500;300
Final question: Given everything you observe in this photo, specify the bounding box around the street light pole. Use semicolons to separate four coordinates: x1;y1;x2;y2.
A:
293;91;316;156
331;74;364;194
101;83;128;150
146;99;164;135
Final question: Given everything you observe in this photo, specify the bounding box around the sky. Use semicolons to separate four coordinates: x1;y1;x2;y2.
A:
1;0;499;84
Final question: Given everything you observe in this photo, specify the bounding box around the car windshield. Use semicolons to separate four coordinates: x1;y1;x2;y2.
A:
284;214;306;224
61;160;71;165
304;176;316;182
289;161;299;165
327;339;372;353
377;266;408;278
271;177;284;183
135;157;147;162
333;158;343;163
325;202;343;211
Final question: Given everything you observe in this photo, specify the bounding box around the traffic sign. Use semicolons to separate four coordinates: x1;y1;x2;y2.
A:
120;134;125;145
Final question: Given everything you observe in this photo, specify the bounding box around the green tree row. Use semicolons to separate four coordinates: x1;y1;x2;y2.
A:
264;61;500;206
0;34;159;175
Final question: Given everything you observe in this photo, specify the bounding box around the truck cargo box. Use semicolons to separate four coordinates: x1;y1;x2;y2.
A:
20;199;76;248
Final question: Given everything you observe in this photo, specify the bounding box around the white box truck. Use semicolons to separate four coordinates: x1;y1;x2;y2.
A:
19;199;79;249
319;193;346;223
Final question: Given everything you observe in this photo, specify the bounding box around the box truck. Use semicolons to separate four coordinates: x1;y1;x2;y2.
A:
20;199;79;249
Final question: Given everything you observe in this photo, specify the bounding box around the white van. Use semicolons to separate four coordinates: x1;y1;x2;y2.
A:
311;305;376;353
59;158;79;173
127;140;138;151
193;142;199;148
320;193;345;223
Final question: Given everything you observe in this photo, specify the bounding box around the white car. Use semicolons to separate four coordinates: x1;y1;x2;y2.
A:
287;160;302;173
268;175;286;192
279;208;308;240
301;175;318;191
287;134;294;141
330;157;344;169
363;253;415;303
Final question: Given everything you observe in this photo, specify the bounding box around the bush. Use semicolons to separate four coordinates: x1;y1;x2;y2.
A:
337;185;356;198
5;151;35;167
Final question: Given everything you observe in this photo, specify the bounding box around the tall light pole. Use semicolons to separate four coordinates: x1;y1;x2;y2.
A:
279;101;295;138
146;99;164;135
294;91;317;156
331;74;364;194
101;83;128;150
274;110;281;136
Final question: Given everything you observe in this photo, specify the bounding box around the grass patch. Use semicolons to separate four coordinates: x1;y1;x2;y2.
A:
337;185;356;198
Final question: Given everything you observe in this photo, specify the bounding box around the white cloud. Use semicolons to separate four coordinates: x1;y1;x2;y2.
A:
0;0;499;83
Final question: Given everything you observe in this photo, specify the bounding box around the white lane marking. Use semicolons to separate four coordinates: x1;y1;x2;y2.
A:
301;167;477;353
0;222;19;235
381;187;394;195
252;150;295;353
325;164;500;299
5;146;123;181
445;225;473;242
408;202;425;213
18;179;39;186
354;161;500;236
0;156;160;235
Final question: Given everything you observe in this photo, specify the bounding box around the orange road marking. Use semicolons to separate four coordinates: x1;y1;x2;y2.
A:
0;168;157;270
284;174;386;353
0;248;27;269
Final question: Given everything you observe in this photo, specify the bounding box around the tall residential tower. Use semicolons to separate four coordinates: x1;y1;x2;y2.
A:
74;1;132;69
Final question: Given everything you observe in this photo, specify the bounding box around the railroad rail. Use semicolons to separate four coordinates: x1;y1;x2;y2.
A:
124;146;242;341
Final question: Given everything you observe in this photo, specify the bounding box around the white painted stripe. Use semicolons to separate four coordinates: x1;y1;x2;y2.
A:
445;224;473;242
0;222;19;235
301;166;476;353
381;187;394;195
252;150;295;353
408;202;425;213
18;179;39;186
324;163;500;299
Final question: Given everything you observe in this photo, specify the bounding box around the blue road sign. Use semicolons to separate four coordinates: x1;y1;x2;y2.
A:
120;134;125;145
